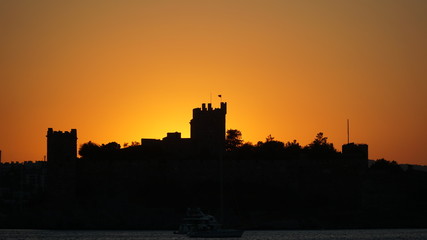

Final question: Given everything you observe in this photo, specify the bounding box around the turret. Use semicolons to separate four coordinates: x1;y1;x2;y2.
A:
190;102;227;155
342;142;368;172
46;128;77;163
46;128;78;204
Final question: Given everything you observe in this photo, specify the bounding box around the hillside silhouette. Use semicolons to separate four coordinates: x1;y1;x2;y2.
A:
1;102;427;229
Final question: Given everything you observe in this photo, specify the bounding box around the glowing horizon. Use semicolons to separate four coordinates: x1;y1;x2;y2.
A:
1;0;426;165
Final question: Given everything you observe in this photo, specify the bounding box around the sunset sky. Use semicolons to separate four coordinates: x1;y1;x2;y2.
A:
1;0;426;165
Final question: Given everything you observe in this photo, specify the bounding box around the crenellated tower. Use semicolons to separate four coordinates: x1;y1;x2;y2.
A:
190;102;227;155
47;128;77;163
46;128;77;204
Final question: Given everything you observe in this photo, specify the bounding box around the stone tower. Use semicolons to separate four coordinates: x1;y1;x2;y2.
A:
46;128;77;203
342;143;368;172
47;128;77;163
190;102;227;155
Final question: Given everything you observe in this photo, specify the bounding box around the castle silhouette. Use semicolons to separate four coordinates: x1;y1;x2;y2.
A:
47;102;227;163
42;102;372;229
46;101;367;170
2;102;426;230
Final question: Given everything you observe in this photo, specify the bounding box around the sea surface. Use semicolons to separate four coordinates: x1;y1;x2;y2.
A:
1;229;427;240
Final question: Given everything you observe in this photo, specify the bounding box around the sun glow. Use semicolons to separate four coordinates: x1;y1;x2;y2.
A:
0;0;426;164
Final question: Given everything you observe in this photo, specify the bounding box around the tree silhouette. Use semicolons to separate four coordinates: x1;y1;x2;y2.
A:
285;139;301;150
101;142;121;151
79;141;101;159
311;132;328;146
370;159;402;172
284;139;302;158
304;132;337;158
258;134;285;159
225;129;243;151
265;134;275;142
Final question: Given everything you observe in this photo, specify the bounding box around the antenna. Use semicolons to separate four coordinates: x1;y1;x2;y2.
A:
347;119;350;144
210;92;212;104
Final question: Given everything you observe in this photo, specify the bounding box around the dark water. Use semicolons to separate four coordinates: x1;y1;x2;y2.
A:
1;229;427;240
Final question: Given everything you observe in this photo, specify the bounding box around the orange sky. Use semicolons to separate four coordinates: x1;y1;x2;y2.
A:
1;0;426;165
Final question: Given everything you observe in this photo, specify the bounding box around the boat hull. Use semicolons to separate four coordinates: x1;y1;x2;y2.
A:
187;229;244;238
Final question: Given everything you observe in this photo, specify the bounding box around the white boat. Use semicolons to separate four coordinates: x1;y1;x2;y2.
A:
174;207;243;238
174;207;221;234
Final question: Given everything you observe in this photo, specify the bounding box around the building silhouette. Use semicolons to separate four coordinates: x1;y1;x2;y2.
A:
342;143;368;159
46;128;77;203
342;142;368;174
47;128;77;163
191;102;227;155
141;102;227;156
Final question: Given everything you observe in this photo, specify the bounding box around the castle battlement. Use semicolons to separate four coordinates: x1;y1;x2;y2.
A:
190;102;227;154
192;102;227;115
47;128;77;137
